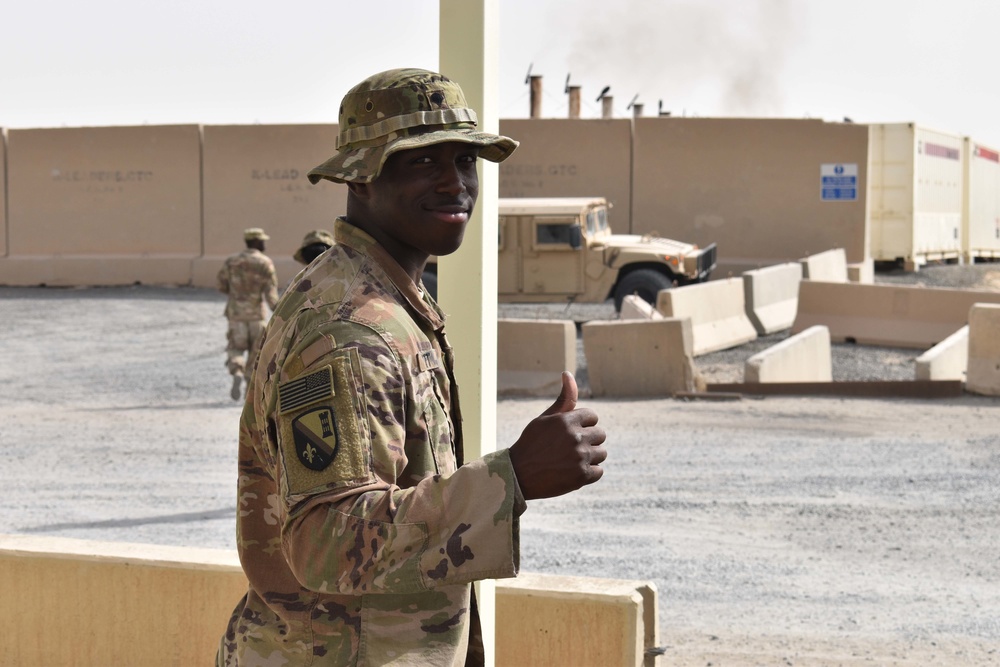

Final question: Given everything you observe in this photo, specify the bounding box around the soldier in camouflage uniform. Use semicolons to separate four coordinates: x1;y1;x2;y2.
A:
217;228;280;400
218;68;608;666
293;228;335;266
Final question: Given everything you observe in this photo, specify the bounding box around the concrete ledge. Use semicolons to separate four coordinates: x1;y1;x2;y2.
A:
792;281;1000;348
656;277;757;355
0;256;195;287
915;326;968;381
800;248;848;282
496;572;658;667
967;303;1000;395
0;534;658;667
619;294;663;321
0;534;245;667
742;262;802;335
582;319;696;397
745;325;832;383
497;319;576;397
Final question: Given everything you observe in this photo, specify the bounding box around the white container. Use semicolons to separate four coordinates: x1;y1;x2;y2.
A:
868;123;964;269
962;138;1000;261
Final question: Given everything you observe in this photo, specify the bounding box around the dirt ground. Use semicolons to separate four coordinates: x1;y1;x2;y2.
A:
2;271;999;666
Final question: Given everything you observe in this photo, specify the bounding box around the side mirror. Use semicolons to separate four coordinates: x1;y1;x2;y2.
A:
569;224;583;249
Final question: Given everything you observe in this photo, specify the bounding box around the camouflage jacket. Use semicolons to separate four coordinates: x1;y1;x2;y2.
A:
217;248;280;321
219;218;524;666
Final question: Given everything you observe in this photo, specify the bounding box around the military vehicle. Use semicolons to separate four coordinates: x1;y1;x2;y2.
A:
424;196;716;310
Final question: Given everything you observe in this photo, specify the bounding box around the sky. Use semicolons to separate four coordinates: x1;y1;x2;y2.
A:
4;0;1000;148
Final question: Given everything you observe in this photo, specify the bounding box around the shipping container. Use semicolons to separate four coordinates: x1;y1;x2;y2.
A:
868;123;964;269
962;138;1000;261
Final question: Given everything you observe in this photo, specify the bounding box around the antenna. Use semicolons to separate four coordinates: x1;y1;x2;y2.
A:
626;94;639;111
524;63;533;85
564;73;571;94
596;86;610;102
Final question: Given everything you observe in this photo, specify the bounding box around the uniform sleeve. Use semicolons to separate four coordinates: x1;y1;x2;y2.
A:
264;263;279;311
271;324;521;597
216;262;230;294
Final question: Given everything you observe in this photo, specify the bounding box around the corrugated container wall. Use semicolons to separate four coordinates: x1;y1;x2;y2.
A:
962;138;1000;260
869;123;964;268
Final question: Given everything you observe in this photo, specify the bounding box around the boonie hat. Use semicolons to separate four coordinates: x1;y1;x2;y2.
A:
293;229;335;264
307;68;518;184
244;228;270;242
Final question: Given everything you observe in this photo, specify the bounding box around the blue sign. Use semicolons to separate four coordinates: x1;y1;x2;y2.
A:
821;163;858;201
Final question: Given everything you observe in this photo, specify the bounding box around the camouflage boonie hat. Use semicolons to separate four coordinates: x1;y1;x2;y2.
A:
244;228;270;241
293;229;334;264
307;68;518;184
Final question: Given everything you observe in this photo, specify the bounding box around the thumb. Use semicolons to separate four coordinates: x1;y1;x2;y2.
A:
541;371;578;416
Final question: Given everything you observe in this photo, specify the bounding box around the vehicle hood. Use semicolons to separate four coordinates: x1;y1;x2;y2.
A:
596;234;700;257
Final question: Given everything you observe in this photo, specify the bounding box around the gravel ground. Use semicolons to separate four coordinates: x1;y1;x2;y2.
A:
2;263;999;665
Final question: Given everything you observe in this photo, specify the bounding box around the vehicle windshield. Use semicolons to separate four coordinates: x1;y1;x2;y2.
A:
586;207;610;235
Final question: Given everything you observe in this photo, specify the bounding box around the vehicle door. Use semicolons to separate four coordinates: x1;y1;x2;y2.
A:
520;216;585;295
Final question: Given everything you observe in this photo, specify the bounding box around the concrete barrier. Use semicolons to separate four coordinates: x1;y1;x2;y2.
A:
745;325;832;383
582;319;696;397
656;277;757;355
742;262;803;335
792;281;1000;348
0;535;246;667
966;303;1000;395
497;319;576;397
800;248;848;282
195;124;346;288
2;125;202;287
496;572;659;667
848;258;875;284
914;326;968;381
620;294;663;320
0;534;658;667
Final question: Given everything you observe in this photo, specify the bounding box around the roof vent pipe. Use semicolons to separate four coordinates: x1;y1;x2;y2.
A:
529;75;543;119
567;86;581;119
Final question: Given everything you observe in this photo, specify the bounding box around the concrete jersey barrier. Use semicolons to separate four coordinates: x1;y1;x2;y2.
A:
656;277;757;355
497;319;576;397
582;318;696;397
799;248;848;282
792;280;1000;348
966;303;1000;395
742;262;803;335
745;325;832;383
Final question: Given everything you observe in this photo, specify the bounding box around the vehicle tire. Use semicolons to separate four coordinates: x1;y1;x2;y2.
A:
421;270;438;301
613;268;673;311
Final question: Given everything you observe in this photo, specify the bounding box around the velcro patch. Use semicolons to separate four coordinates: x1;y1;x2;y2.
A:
278;349;371;495
279;366;333;414
417;348;440;372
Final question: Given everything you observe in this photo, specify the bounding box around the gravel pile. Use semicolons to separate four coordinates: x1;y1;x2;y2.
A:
499;262;1000;389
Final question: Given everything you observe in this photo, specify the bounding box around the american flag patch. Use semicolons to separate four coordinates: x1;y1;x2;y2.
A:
279;366;334;414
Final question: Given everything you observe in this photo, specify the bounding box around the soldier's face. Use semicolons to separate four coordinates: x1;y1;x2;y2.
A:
363;141;480;263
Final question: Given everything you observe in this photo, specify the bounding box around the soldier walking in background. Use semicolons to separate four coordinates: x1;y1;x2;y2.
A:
292;228;334;266
216;227;279;400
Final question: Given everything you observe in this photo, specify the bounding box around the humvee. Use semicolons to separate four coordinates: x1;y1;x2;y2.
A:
424;196;716;310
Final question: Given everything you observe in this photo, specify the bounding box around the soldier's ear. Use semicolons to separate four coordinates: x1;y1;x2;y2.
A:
346;182;370;200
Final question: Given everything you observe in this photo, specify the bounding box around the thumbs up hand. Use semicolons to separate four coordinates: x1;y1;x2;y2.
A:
508;372;608;500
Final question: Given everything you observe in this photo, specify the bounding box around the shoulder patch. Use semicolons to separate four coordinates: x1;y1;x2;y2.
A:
277;349;372;495
279;366;333;414
291;406;339;471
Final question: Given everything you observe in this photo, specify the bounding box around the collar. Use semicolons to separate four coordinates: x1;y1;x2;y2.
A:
333;218;445;330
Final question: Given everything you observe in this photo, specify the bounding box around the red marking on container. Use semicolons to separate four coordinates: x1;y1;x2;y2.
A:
924;142;960;160
974;145;1000;163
